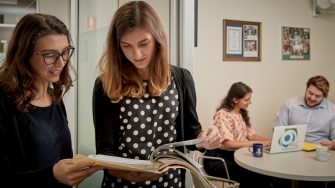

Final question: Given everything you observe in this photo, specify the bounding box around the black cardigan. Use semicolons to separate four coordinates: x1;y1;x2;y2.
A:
0;87;71;188
92;65;203;156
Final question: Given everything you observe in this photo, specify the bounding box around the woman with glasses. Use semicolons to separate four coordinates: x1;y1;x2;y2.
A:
0;13;101;188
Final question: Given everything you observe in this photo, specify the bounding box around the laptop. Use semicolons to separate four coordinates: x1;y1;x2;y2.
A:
264;124;307;154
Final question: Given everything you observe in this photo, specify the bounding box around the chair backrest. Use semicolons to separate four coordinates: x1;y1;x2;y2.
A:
192;151;240;188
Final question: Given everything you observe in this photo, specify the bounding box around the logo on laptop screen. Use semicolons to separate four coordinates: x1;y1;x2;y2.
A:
278;128;299;149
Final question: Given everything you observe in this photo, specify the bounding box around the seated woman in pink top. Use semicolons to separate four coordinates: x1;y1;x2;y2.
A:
203;82;288;188
212;82;270;149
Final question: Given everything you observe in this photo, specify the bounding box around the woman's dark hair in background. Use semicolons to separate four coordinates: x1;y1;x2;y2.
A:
216;82;252;126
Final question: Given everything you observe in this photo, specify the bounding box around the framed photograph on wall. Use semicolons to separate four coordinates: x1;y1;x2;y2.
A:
223;19;262;61
282;26;310;60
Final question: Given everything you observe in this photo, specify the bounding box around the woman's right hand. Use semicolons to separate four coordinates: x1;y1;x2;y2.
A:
107;169;162;182
261;140;271;147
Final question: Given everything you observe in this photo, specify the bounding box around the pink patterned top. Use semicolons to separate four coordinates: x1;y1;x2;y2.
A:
214;109;255;141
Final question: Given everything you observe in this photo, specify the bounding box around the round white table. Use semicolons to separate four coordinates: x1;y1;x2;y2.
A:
234;147;335;181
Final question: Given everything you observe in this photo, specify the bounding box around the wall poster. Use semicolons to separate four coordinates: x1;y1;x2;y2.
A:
282;26;310;60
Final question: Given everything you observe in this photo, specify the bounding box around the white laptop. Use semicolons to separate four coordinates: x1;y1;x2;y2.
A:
264;124;307;154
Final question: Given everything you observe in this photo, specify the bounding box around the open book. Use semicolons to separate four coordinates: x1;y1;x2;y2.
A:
74;137;216;188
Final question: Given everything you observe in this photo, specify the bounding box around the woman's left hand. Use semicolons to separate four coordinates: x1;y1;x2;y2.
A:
196;125;222;150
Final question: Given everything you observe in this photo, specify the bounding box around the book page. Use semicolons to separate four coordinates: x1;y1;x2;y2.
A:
150;136;216;188
150;136;211;162
89;154;153;165
73;154;162;173
156;157;216;188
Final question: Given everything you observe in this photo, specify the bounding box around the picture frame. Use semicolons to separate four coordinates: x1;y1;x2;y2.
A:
223;19;262;61
282;26;310;60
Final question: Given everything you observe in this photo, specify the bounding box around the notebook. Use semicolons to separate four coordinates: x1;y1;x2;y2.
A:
303;142;318;151
264;124;307;154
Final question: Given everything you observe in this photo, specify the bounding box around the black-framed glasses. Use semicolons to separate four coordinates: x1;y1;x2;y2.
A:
34;46;75;65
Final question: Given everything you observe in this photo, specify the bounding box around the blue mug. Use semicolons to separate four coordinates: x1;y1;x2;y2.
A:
248;143;263;157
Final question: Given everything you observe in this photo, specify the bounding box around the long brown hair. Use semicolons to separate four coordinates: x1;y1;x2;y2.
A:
217;82;252;127
0;13;74;111
98;1;170;102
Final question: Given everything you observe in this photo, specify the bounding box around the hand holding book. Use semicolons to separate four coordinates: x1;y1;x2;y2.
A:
74;136;217;188
196;125;222;150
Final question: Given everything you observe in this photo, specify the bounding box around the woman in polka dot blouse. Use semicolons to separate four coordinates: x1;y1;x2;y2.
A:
92;1;221;188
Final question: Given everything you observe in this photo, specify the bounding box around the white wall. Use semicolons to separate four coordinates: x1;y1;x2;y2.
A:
194;0;335;138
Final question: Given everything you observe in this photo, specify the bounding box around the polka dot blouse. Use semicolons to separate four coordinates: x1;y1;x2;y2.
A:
103;80;184;188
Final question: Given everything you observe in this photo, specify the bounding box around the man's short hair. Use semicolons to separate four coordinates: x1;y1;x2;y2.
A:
307;75;329;98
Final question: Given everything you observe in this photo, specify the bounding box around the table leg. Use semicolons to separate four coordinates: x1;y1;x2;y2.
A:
291;180;299;188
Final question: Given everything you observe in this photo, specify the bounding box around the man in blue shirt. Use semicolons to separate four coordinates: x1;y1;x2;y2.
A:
273;75;335;150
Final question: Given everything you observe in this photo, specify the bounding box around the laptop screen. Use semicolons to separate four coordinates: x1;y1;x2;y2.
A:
265;124;307;154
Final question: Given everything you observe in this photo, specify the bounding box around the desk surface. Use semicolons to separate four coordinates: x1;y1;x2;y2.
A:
234;147;335;181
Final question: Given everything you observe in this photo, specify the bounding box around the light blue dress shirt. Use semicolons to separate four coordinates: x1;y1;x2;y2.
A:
273;97;335;144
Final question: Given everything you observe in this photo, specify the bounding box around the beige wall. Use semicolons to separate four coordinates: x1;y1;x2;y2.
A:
194;0;335;137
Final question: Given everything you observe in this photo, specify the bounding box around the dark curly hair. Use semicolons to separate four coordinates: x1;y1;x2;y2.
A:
216;82;252;127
